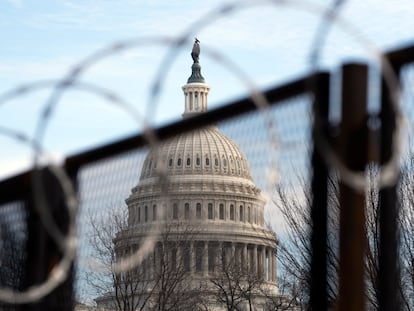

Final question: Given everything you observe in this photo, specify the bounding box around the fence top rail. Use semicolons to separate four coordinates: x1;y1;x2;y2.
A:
384;41;414;72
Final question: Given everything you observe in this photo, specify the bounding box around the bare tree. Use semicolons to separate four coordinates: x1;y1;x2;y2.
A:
149;222;207;311
209;248;287;311
261;270;305;311
273;163;414;310
86;207;208;311
272;182;318;309
86;207;154;311
272;171;374;309
398;155;414;311
209;258;253;311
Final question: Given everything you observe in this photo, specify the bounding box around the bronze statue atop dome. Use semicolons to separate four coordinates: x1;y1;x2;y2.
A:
191;38;200;63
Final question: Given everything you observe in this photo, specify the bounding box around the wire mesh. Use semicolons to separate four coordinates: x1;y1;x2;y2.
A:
0;201;27;310
0;201;27;286
400;63;414;147
76;149;148;298
220;95;312;218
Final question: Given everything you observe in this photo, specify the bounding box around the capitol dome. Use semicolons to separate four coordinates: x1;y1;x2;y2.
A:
110;39;279;311
140;126;253;181
126;122;267;231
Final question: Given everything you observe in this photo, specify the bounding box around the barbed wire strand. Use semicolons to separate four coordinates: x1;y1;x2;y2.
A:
0;0;406;304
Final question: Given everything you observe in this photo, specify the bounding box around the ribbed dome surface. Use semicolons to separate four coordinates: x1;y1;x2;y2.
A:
140;126;253;181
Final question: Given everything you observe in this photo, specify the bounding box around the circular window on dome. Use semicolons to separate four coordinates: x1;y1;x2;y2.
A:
205;157;210;166
196;155;201;166
214;158;219;166
177;158;182;166
186;157;191;166
168;158;173;167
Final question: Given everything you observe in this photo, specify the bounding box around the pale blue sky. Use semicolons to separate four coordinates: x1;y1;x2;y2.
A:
1;0;414;178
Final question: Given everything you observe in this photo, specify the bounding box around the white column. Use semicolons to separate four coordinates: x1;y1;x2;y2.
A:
219;242;223;271
150;250;155;279
144;258;149;280
177;244;182;271
154;244;160;277
252;245;258;277
266;248;269;280
225;243;231;267
204;90;208;109
268;248;272;281
273;249;277;283
243;244;248;272
190;241;195;274
192;91;195;110
235;244;241;269
267;248;273;282
202;242;208;276
269;249;274;282
261;247;266;280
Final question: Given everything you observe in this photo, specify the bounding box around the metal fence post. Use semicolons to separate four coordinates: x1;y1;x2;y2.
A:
337;63;368;311
22;168;74;311
378;61;401;311
310;72;330;311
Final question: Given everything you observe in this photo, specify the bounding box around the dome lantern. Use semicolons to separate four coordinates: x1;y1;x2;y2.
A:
182;38;211;117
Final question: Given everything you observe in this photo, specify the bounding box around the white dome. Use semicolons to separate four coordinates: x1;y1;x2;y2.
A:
140;126;253;181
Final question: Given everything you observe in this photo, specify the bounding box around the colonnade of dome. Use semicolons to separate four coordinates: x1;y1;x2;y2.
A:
116;239;277;284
